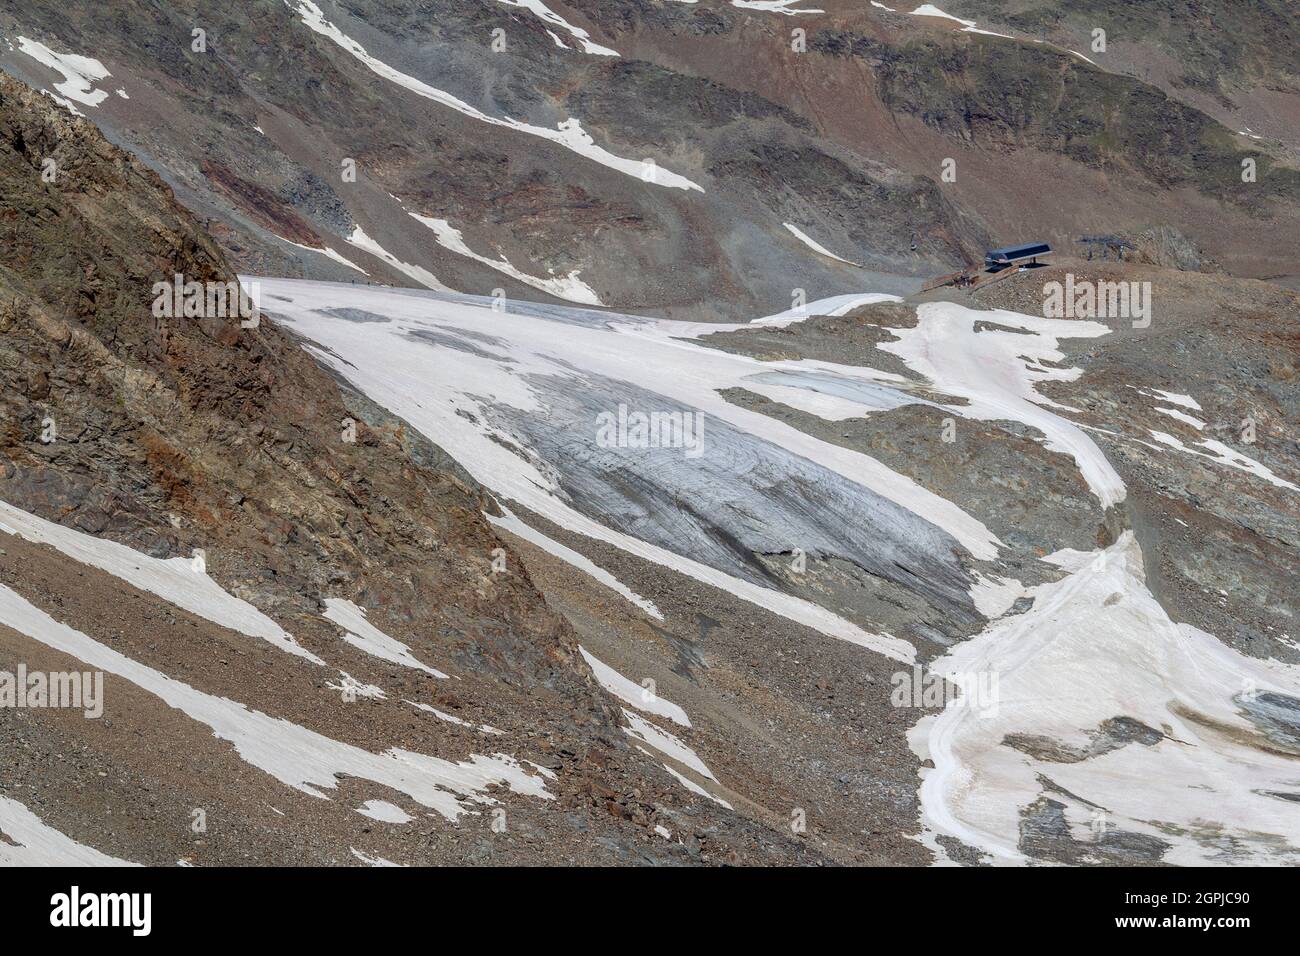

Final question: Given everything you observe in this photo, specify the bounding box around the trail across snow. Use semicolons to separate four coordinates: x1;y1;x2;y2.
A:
878;301;1126;508
913;532;1300;865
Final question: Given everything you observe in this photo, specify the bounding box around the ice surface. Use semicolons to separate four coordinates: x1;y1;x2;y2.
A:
258;279;1012;662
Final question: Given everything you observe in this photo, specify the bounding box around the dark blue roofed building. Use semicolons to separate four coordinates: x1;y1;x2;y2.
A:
984;242;1052;270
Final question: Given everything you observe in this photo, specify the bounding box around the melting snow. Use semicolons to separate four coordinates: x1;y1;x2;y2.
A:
496;0;619;56
623;709;734;809
968;572;1029;620
877;301;1126;508
0;582;553;821
351;847;403;866
279;237;369;275
579;646;690;726
327;672;386;699
488;509;662;620
747;292;901;329
16;37;111;109
1154;406;1206;430
915;532;1300;864
1143;388;1202;411
0;797;137;866
662;764;732;809
356;799;413;824
406;700;504;735
0;498;324;664
285;0;701;191
623;710;716;781
731;0;824;14
323;598;449;678
1148;432;1298;491
783;223;860;266
410;215;603;305
906;6;1095;62
259;279;1008;663
908;4;975;29
345;226;448;291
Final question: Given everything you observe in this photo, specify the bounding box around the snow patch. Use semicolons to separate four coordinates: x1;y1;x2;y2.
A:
730;0;823;14
356;800;413;824
351;847;403;866
0;498;323;664
488;509;661;619
279;237;369;276
327;672;385;699
916;532;1300;864
410;215;603;305
0;797;136;866
16;37;110;109
405;700;504;735
496;0;619;56
783;223;860;266
284;1;702;191
661;764;732;809
878;301;1126;508
345;226;448;291
1154;406;1205;430
579;646;690;726
0;582;553;822
622;709;716;781
1148;432;1298;491
323;598;448;678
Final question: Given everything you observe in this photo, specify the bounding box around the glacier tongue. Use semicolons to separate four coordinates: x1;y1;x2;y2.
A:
256;278;1014;663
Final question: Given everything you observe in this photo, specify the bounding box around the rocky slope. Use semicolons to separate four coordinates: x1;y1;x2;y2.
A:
1;0;1296;314
0;2;1296;869
0;69;838;865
